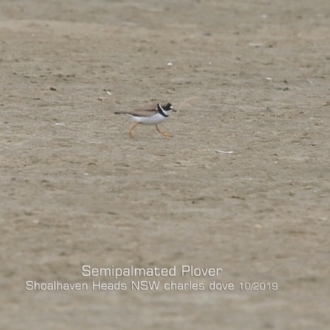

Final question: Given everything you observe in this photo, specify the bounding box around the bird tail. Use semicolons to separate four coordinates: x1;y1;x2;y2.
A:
114;111;128;115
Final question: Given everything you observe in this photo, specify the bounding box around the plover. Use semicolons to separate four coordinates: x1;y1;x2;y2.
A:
115;102;177;138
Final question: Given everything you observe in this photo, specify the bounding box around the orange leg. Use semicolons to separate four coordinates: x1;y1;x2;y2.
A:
156;125;170;138
128;123;139;137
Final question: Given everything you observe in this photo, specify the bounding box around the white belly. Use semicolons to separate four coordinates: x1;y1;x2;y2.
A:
129;113;166;125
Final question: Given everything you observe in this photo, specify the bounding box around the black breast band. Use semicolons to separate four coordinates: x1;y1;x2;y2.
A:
157;103;169;117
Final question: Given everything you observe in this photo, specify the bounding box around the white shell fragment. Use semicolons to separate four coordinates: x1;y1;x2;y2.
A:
216;150;234;154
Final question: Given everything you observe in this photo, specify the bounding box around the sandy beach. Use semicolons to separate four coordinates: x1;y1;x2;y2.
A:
1;0;330;329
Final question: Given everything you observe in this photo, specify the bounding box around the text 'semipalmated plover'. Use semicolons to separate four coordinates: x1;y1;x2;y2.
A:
115;102;177;138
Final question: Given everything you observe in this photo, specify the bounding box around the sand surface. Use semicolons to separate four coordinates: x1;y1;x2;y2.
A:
1;1;330;329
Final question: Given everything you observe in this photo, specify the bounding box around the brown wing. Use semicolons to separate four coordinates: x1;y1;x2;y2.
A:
115;103;158;117
128;104;157;117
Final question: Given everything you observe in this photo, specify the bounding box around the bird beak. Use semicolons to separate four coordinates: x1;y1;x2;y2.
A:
172;109;177;112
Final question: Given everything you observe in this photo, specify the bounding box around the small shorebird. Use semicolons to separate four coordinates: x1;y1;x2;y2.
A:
114;102;177;138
